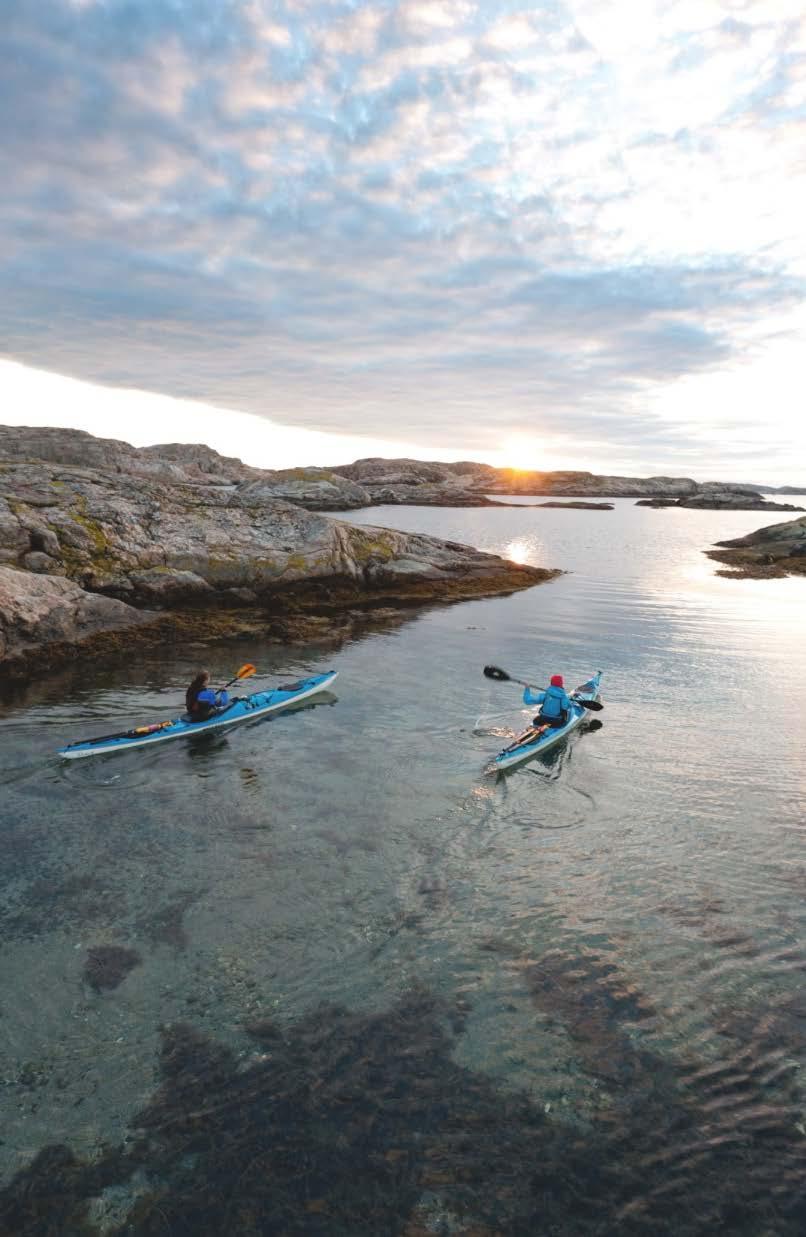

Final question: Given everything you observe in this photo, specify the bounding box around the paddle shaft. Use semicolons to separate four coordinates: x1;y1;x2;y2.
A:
66;721;172;748
221;664;256;691
484;665;603;710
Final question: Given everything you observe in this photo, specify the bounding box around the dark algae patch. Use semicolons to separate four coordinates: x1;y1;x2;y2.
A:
135;889;201;952
2;987;805;1236
83;946;142;992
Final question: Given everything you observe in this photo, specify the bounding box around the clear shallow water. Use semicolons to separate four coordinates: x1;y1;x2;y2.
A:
1;500;805;1234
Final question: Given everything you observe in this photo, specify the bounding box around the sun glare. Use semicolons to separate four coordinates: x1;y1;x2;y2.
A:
495;434;546;473
503;538;532;565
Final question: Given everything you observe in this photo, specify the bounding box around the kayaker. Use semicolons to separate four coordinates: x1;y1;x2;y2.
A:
526;674;574;728
185;670;229;722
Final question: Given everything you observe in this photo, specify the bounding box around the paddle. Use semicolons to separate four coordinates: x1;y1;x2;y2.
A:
65;719;175;748
482;665;604;710
484;665;539;690
221;663;256;691
65;664;259;749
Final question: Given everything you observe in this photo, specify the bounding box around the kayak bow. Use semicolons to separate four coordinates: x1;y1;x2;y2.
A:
58;671;338;760
488;671;602;774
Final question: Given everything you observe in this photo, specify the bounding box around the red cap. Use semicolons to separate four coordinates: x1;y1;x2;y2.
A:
550;674;564;687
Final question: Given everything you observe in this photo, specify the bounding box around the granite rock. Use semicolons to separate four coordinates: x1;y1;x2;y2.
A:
637;493;803;511
0;430;558;671
707;516;806;578
0;564;157;670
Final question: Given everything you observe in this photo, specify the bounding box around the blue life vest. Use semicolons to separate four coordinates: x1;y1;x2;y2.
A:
190;687;229;721
539;684;571;719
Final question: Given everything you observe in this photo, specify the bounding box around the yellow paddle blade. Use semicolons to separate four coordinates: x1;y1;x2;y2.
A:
235;663;256;680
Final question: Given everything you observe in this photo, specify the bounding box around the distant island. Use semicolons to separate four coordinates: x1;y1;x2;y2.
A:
1;426;802;511
328;460;802;509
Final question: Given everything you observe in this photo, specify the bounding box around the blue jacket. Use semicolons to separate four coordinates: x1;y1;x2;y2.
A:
523;683;573;718
196;688;228;709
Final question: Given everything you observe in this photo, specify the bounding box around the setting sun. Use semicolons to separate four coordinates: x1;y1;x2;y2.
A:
495;434;546;473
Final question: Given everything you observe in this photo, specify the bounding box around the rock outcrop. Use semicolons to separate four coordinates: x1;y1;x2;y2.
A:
487;469;703;499
328;458;498;506
706;516;806;578
0;457;554;608
0;564;158;674
329;458;800;506
752;484;806;495
2;429;802;510
0;427;371;510
636;493;803;511
0;429;559;675
528;501;614;511
485;499;613;510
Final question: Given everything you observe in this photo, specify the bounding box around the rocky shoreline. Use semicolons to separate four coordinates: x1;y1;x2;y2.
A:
0;429;559;680
706;515;806;578
4;425;805;679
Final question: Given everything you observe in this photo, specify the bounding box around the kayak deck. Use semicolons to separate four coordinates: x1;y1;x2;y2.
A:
59;671;338;760
489;672;602;774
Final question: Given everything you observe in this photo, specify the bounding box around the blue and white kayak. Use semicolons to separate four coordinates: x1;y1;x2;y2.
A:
58;671;338;760
488;672;602;774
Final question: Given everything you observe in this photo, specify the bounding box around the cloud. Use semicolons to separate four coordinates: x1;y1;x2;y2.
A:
1;0;805;476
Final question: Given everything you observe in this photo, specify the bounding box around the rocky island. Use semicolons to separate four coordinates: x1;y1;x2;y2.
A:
0;428;558;679
2;428;799;512
328;458;802;509
636;492;803;511
706;515;806;578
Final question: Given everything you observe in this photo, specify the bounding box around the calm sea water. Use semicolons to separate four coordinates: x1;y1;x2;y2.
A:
1;499;805;1234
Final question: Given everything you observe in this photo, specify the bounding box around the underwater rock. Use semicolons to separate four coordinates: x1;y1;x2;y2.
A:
83;945;142;992
2;986;806;1235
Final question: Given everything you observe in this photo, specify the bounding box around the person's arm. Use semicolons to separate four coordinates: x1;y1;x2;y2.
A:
215;689;230;706
523;687;545;706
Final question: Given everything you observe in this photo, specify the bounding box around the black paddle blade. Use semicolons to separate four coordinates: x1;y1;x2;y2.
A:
577;698;604;711
483;665;511;682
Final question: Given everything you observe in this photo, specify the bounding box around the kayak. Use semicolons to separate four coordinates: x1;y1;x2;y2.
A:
58;671;338;760
488;671;602;774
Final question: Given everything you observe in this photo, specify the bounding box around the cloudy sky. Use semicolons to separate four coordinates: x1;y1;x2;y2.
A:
1;0;805;481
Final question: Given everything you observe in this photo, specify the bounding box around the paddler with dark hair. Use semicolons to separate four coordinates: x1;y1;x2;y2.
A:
524;674;574;728
185;670;229;722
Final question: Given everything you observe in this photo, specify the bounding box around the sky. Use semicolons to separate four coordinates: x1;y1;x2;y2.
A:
1;0;805;482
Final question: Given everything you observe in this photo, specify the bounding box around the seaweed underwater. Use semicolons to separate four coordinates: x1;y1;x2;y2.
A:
1;979;805;1237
